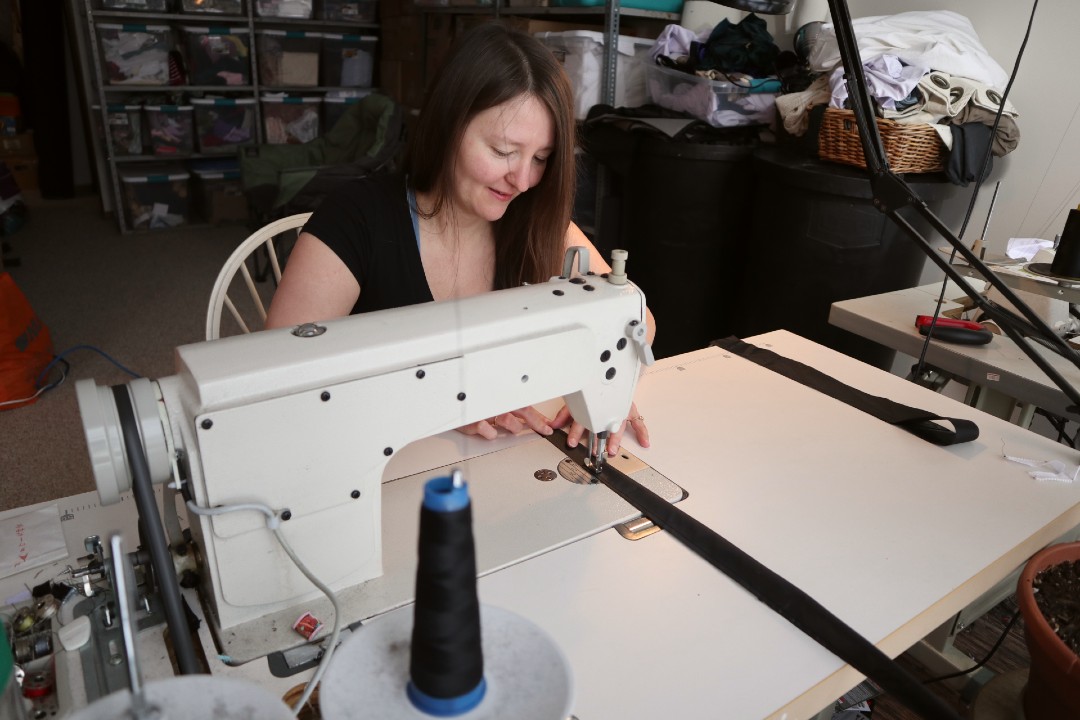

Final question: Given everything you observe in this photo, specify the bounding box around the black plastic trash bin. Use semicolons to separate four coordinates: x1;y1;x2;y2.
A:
736;146;969;369
585;116;758;359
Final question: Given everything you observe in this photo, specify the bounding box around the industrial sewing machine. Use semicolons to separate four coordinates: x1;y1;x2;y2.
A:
23;247;676;715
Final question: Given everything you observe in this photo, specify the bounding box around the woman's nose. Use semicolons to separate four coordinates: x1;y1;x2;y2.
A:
506;158;532;192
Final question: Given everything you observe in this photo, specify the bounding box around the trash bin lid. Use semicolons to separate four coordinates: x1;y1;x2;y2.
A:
753;145;958;201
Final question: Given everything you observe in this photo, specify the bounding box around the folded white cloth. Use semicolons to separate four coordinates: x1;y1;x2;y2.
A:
1005;453;1080;483
809;10;1008;90
828;54;927;110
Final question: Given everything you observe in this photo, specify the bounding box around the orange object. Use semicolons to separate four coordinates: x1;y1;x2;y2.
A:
0;272;54;410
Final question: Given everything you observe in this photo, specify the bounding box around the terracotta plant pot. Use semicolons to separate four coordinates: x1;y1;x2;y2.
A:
1016;541;1080;720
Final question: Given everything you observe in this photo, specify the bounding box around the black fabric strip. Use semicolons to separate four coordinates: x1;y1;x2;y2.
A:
712;337;979;445
543;431;961;720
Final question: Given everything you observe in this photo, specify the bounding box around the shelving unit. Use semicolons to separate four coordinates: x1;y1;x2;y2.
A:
78;0;382;233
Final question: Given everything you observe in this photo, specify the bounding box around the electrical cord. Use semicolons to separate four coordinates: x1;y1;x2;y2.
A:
912;0;1039;383
185;500;343;718
0;358;69;408
34;344;141;388
922;609;1022;685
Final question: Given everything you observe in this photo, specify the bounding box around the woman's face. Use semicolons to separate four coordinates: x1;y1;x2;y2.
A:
452;93;555;224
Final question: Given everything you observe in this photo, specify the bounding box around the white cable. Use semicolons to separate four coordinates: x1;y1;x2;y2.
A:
185;500;343;717
0;364;67;408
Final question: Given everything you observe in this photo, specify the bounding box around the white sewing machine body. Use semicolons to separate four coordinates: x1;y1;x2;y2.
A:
78;263;649;636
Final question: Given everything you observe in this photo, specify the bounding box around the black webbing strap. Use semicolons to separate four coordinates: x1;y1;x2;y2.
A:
543;431;962;720
712;337;979;446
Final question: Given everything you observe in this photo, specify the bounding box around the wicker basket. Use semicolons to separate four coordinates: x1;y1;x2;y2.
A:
818;107;946;174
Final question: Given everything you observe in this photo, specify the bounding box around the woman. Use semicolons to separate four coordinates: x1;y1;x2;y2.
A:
266;21;654;457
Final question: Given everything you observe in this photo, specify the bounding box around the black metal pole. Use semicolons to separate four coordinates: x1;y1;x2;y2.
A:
112;386;202;676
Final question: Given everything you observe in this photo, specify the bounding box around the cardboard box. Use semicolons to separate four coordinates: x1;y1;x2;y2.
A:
7;157;39;194
0;133;34;159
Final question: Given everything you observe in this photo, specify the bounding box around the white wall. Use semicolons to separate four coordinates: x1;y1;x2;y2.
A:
773;0;1080;254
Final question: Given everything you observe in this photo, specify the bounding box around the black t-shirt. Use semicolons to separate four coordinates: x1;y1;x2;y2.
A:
302;173;434;315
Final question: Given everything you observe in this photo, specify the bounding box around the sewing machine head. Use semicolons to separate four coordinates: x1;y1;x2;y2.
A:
75;248;650;641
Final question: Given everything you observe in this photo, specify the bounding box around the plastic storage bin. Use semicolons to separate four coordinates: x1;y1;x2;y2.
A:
256;0;314;17
552;0;683;11
535;30;653;119
145;104;195;155
119;166;190;230
181;0;245;12
192;97;256;153
321;34;376;87
191;158;248;224
105;103;146;156
645;63;778;128
97;24;173;86
256;30;321;87
319;0;377;21
102;0;170;10
322;92;371;131
262;95;322;144
182;27;252;86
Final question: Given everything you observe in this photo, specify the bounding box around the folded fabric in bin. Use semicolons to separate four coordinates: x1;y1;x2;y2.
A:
193;98;256;153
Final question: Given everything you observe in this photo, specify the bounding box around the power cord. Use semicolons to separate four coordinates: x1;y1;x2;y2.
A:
921;608;1022;685
184;500;343;718
35;344;142;387
0;358;69;409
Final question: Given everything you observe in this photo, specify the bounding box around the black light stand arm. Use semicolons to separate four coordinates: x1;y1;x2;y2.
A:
825;0;1080;418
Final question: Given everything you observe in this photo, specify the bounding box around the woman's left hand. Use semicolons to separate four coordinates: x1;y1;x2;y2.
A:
550;402;650;457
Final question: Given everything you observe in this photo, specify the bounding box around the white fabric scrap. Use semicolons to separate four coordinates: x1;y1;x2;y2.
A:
1005;454;1080;483
809;10;1009;90
1006;237;1054;261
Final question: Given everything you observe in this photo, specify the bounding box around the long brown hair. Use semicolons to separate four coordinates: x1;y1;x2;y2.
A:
405;21;577;289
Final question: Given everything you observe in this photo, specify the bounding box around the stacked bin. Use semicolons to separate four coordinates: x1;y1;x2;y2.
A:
319;0;377;21
321;34;377;88
102;0;170;9
256;0;314;18
105;104;146;156
182;27;252;86
181;0;245;12
261;95;322;144
191;159;248;225
97;24;173;86
192;97;257;153
256;30;321;87
119;166;191;230
323;92;370;132
145;104;195;156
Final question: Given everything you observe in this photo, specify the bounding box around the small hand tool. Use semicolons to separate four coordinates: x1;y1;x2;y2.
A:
914;315;994;345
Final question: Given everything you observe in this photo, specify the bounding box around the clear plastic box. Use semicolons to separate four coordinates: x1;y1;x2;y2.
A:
319;0;377;21
181;0;245;12
145;104;195;155
256;30;321;87
97;24;173;86
119;166;190;230
105;103;146;156
255;0;314;17
534;30;653;119
261;95;322;144
191;158;248;224
102;0;170;10
322;91;371;131
182;27;252;86
644;63;778;128
192;97;257;153
320;34;376;87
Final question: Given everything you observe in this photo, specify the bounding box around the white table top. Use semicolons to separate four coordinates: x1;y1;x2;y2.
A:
829;282;1080;419
6;330;1080;719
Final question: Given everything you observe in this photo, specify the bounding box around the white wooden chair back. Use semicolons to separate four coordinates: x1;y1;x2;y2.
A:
205;213;312;341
